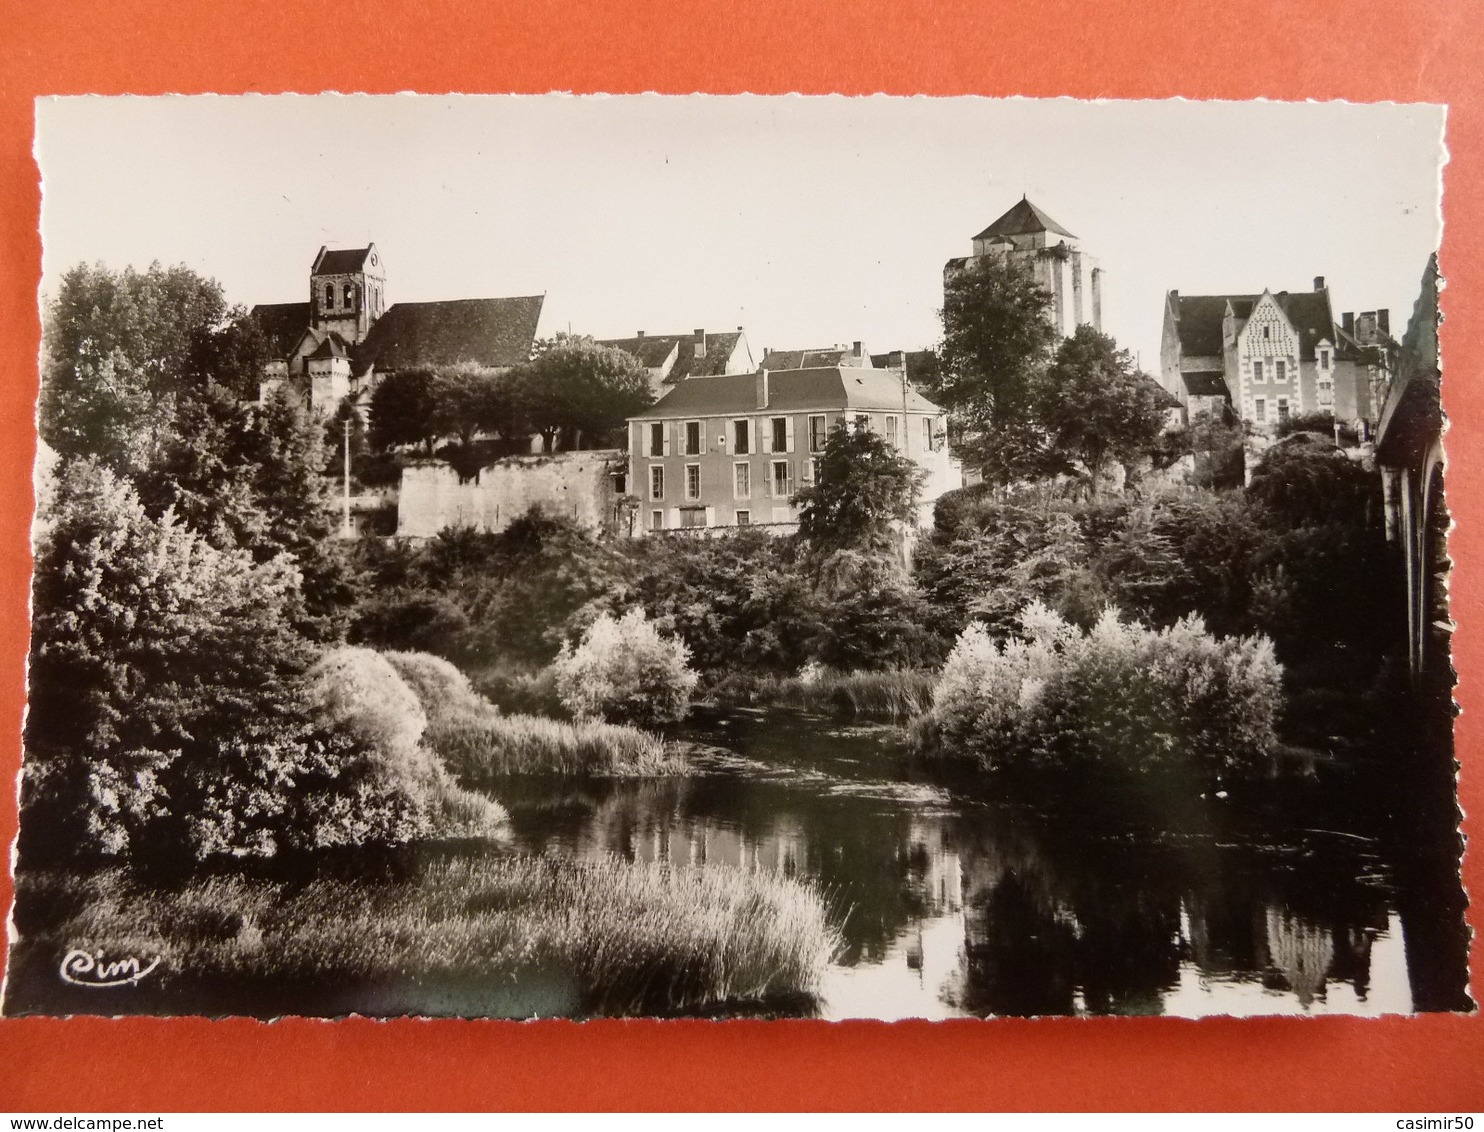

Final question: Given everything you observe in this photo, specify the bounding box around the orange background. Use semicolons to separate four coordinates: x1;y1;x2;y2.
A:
1;0;1481;1112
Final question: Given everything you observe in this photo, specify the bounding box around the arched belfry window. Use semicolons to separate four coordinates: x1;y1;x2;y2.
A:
324;284;334;309
344;282;355;307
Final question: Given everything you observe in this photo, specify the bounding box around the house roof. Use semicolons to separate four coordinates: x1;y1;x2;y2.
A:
598;336;680;370
1170;288;1335;361
1181;370;1229;398
629;366;944;420
759;346;869;370
307;332;352;360
314;247;375;275
973;197;1077;241
354;296;544;374
599;330;746;382
250;302;313;357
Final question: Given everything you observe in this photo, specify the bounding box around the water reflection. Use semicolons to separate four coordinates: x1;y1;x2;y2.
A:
496;708;1466;1019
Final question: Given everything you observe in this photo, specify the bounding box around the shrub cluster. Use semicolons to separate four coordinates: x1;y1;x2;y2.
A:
917;602;1282;779
551;609;698;728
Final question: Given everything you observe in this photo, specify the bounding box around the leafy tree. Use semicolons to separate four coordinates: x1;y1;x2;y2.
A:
22;462;317;860
368;368;441;454
552;609;698;727
431;363;526;449
511;336;653;452
1246;434;1379;528
934;256;1059;484
186;309;272;401
1037;325;1174;494
41;262;231;474
1160;408;1248;491
794;422;925;558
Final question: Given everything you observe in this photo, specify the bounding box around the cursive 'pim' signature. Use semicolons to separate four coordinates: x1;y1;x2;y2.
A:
60;948;162;987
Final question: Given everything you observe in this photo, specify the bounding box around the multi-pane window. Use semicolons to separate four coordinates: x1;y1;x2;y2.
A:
1318;379;1334;406
923;417;934;451
771;460;792;499
801;458;819;487
1319;349;1331;370
685;421;702;456
1253;361;1263;382
685;464;700;500
735;510;751;527
885;415;899;448
733;419;750;454
650;465;664;500
649;423;664;457
611;473;627;495
1277;398;1290;424
1275;360;1287;382
809;415;828;453
1254;398;1267;423
651;509;664;531
771;417;788;453
854;413;871;433
734;462;750;500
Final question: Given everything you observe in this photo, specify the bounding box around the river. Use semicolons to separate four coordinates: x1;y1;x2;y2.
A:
492;706;1471;1019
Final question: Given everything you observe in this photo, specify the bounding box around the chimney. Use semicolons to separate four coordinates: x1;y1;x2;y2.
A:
1342;312;1355;335
737;325;744;333
756;367;770;410
694;328;706;358
890;349;905;368
852;340;863;359
636;330;644;339
1356;312;1377;342
1378;309;1390;335
1314;276;1325;291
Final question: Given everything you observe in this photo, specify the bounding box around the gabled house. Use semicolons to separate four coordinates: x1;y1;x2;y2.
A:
598;327;754;397
1160;276;1398;436
251;244;545;417
625;366;959;535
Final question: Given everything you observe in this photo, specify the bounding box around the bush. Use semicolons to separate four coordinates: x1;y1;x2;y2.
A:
552;609;698;728
915;602;1282;780
299;648;508;846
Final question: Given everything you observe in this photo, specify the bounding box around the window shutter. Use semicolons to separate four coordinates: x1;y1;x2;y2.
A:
669;507;681;529
761;421;772;454
663;423;672;456
705;506;716;527
785;417;795;453
750;419;759;455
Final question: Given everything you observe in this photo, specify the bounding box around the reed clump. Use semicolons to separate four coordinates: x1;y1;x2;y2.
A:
13;856;840;1017
712;666;936;720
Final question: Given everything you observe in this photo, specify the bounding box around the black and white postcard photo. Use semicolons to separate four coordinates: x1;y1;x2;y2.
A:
3;94;1468;1021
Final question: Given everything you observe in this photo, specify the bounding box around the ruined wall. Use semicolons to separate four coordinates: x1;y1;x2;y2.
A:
396;449;624;538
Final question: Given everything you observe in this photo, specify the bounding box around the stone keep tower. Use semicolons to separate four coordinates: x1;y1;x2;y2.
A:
945;197;1101;339
309;243;386;345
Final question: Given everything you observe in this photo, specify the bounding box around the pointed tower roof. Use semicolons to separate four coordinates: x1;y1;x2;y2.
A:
973;197;1077;241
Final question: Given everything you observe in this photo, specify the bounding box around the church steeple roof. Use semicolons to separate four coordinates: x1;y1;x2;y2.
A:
973;197;1077;241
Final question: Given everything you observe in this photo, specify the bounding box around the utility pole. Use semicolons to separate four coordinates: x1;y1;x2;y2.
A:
341;416;353;538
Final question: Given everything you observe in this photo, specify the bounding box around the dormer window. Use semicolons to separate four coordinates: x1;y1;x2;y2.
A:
1320;349;1331;370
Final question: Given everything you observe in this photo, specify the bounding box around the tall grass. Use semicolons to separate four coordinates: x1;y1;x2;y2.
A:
11;857;841;1017
711;666;936;720
434;712;682;778
385;649;682;777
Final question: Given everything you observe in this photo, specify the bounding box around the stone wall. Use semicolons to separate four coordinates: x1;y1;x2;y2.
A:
396;449;624;538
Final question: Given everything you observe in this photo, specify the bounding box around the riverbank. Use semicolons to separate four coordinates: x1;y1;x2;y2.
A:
5;851;841;1019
